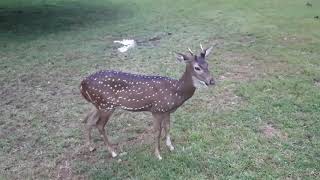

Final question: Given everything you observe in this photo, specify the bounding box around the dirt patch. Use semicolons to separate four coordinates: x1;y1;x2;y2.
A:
218;51;292;83
260;122;287;140
237;33;256;47
136;32;173;47
193;83;245;113
52;143;94;179
118;127;154;149
204;36;225;49
57;160;73;180
211;85;244;112
64;51;91;61
51;123;155;178
280;35;312;45
218;64;255;82
207;33;256;49
218;52;259;82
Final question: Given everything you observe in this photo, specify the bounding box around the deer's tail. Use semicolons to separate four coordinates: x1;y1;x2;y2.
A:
80;81;93;103
80;80;98;123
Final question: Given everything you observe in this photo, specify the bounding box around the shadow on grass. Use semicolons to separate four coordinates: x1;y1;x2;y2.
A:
0;1;130;40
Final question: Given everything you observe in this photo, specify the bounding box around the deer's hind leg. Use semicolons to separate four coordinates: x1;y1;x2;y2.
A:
84;108;99;152
96;109;117;158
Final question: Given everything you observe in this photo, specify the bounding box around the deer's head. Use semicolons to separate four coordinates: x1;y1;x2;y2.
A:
176;44;215;88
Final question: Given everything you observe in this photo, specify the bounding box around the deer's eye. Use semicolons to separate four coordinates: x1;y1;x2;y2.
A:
194;67;201;71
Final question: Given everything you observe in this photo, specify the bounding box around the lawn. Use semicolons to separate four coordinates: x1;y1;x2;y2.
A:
0;0;320;179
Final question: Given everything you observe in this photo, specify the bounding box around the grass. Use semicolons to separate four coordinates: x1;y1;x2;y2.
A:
0;0;320;179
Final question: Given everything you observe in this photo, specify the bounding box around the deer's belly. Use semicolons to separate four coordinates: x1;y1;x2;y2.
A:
118;103;153;111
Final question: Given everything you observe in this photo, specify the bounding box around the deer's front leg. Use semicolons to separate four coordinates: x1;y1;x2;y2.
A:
163;114;174;151
152;112;164;160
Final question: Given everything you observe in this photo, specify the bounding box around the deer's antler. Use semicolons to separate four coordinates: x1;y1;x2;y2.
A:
187;47;194;56
200;43;204;52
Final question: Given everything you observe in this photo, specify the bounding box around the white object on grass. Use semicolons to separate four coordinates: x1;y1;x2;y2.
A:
113;39;136;53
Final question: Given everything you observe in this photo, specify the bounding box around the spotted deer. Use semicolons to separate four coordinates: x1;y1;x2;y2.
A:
80;45;215;160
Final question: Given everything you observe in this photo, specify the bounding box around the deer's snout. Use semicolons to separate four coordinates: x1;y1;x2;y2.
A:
208;78;215;86
204;77;215;86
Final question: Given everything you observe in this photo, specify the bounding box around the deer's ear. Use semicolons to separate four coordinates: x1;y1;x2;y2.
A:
175;52;190;63
201;46;213;58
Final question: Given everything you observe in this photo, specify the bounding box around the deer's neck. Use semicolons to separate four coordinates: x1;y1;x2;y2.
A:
176;67;196;101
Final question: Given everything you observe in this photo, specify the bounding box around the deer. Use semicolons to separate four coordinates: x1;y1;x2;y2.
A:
80;44;215;160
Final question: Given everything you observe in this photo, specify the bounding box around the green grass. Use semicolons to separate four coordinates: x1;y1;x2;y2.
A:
1;0;320;179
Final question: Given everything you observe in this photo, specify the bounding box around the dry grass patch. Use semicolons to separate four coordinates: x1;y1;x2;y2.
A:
218;52;259;82
259;122;288;140
280;34;312;46
191;83;245;114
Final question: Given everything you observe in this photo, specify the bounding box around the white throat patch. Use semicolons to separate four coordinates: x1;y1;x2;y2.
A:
192;76;208;88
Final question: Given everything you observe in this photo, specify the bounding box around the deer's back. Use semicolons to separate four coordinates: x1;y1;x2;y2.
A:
80;70;182;112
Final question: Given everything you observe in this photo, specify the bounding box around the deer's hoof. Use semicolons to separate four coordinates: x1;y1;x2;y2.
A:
166;137;174;151
89;146;96;152
155;150;162;160
168;145;175;151
111;151;118;158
